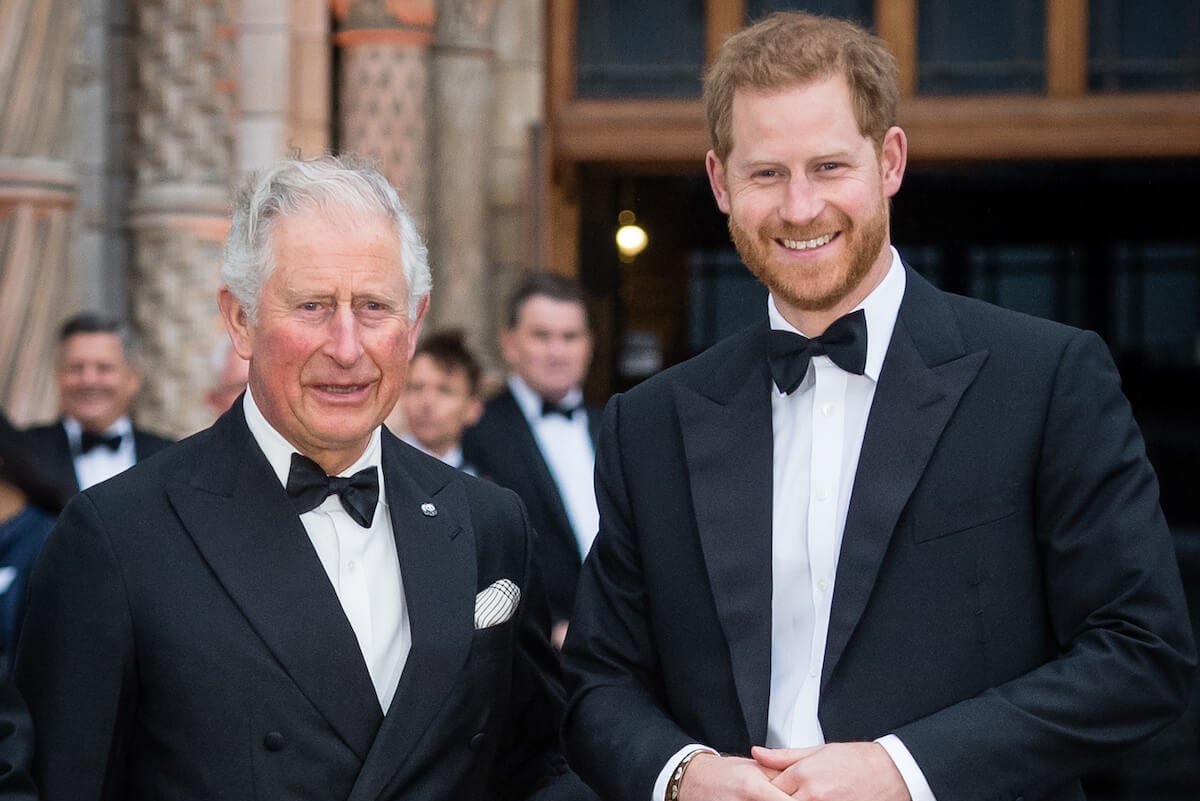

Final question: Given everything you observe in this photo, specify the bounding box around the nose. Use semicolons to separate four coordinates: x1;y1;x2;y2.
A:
779;173;823;226
325;306;365;366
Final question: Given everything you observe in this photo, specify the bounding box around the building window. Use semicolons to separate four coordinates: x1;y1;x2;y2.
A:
1113;243;1200;366
917;0;1045;94
576;0;706;98
745;0;874;26
1088;0;1200;91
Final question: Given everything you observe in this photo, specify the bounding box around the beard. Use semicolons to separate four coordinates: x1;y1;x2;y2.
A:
729;192;890;314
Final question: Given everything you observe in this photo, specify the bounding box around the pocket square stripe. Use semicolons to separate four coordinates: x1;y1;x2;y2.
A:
474;579;520;629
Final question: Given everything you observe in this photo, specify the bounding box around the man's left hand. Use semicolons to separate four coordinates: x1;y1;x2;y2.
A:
751;742;911;801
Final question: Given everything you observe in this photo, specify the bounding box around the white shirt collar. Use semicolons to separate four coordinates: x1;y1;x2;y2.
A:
63;415;133;444
240;387;385;500
767;246;906;382
507;374;584;422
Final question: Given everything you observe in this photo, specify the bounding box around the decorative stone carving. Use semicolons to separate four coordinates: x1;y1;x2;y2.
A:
0;0;78;421
127;0;235;436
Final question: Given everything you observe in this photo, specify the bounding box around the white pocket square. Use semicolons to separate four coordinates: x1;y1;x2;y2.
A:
474;578;521;629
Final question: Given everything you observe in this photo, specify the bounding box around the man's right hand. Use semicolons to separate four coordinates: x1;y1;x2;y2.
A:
678;752;794;801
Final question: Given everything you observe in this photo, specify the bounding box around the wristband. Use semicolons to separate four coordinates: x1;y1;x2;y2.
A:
666;748;708;801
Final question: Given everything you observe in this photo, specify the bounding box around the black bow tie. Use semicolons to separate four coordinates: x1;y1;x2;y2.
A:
80;431;123;454
768;309;868;394
541;399;580;420
285;453;379;528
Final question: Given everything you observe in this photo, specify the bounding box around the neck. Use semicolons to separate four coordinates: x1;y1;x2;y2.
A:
0;482;27;524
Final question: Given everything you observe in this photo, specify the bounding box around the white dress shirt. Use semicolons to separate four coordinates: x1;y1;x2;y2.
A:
243;389;410;712
653;250;935;801
66;415;136;490
508;375;600;557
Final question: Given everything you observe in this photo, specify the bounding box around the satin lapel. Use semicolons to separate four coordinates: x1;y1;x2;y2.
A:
347;436;475;801
821;274;987;690
164;410;382;760
51;423;81;493
499;392;575;544
675;323;775;744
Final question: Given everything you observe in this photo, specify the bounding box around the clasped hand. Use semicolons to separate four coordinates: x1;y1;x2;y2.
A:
678;742;911;801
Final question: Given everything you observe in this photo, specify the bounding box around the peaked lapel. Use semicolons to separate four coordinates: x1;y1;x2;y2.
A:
164;408;383;760
821;271;988;690
347;434;476;801
497;391;576;545
675;322;776;745
45;422;81;494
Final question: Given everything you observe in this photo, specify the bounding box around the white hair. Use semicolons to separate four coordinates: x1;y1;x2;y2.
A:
221;154;431;323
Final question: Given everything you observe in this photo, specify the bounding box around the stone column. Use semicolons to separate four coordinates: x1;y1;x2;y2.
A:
428;0;498;351
334;0;435;229
127;0;235;436
0;0;78;422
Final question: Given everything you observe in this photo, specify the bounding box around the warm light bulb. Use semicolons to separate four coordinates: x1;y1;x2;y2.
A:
615;210;648;261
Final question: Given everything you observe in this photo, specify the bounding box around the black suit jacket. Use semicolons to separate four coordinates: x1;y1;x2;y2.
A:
462;390;601;624
15;405;589;801
0;677;36;801
23;419;174;494
561;268;1196;801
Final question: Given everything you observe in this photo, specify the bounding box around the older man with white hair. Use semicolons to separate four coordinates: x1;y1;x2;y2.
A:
15;154;591;801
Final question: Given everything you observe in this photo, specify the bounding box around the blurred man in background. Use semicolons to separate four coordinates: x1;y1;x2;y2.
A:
24;312;172;493
400;329;482;473
463;273;599;647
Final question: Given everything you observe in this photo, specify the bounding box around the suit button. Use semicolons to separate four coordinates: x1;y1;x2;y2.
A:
263;732;285;752
469;732;488;751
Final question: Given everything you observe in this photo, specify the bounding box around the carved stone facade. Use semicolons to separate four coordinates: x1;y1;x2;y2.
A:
0;0;78;421
127;0;236;436
429;0;499;355
1;0;544;432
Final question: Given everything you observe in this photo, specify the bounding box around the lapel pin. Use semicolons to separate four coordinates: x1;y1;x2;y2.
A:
420;502;438;517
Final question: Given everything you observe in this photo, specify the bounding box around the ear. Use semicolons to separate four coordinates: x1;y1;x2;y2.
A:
705;150;732;214
217;286;255;360
406;295;431;361
499;326;517;367
463;396;483;427
879;126;908;198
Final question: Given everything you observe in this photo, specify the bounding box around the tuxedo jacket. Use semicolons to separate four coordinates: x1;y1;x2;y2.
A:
560;268;1196;801
23;419;174;494
0;676;36;800
462;390;601;624
15;405;590;801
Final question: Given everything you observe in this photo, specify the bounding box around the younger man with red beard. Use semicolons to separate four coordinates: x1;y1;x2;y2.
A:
560;11;1194;801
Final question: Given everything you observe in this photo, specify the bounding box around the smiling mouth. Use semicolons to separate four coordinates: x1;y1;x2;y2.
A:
316;384;368;395
779;232;836;250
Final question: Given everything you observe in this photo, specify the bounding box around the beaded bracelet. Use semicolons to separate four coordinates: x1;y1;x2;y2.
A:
666;748;708;801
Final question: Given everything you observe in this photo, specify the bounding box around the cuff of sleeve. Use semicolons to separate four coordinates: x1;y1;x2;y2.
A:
875;734;937;801
652;744;718;801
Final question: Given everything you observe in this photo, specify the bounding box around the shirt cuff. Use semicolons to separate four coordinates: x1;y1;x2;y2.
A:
876;734;937;801
652;744;718;801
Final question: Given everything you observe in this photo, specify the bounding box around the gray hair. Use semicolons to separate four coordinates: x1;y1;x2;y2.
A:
221;154;431;323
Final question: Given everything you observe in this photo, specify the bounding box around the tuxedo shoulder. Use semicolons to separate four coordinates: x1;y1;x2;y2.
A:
621;319;765;401
21;422;62;441
134;426;176;453
937;289;1090;351
79;424;219;501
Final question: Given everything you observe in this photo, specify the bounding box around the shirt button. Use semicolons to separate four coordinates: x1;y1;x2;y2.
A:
817;578;830;592
815;488;829;502
809;668;819;679
821;403;835;417
346;560;356;572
